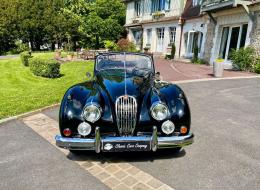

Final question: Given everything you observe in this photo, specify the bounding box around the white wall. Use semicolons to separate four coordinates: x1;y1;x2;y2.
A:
125;0;184;25
142;21;180;55
181;17;208;58
210;12;251;65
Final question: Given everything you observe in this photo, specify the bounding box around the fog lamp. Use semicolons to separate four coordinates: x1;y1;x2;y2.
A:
78;122;91;136
161;120;175;135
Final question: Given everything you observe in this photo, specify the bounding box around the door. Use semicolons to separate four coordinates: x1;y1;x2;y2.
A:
156;28;165;52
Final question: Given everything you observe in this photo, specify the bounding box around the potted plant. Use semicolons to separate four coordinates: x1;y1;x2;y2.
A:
67;52;74;61
213;58;225;77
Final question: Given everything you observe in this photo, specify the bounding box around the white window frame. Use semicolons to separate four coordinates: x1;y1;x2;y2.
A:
218;24;248;61
169;27;176;44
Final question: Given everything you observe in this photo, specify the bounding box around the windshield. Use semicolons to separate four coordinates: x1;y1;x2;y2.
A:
96;53;153;71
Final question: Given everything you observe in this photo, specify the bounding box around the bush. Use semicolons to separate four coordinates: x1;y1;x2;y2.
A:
192;58;207;64
193;45;199;62
29;58;60;78
230;47;255;71
20;51;32;66
254;59;260;74
15;40;29;53
104;40;118;51
170;43;176;59
117;38;138;52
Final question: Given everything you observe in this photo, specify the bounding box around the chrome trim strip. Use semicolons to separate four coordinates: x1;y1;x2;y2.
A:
55;133;194;151
95;127;101;153
151;126;158;152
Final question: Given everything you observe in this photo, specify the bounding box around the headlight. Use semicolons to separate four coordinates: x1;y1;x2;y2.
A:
78;122;91;136
150;102;169;121
161;120;175;135
83;104;101;123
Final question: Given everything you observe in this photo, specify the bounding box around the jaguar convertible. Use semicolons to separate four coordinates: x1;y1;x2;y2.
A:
55;52;194;153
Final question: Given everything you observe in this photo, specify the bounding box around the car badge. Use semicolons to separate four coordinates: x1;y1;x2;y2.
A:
123;95;128;100
104;143;113;151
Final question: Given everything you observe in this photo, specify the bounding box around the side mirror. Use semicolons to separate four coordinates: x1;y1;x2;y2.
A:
155;71;160;80
86;72;92;78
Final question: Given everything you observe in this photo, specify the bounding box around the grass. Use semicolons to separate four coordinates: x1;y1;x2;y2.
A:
0;53;94;119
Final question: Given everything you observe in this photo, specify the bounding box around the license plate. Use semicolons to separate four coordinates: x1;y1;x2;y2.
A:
102;141;151;152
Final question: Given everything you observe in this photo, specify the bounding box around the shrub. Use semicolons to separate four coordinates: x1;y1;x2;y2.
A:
170;43;176;59
193;45;199;62
104;40;118;51
254;59;260;74
117;38;138;52
230;47;255;71
15;40;29;53
29;58;60;78
20;51;32;66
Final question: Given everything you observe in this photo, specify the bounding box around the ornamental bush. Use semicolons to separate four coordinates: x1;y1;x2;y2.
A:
29;58;60;78
254;59;260;74
20;51;32;66
171;43;176;59
117;38;138;52
230;47;255;71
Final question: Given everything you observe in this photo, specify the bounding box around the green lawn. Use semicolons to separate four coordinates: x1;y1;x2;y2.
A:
0;53;94;119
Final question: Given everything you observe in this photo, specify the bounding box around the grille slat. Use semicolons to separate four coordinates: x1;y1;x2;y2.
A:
115;95;137;136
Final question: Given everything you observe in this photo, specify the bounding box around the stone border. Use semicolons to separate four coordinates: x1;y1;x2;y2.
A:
0;103;60;125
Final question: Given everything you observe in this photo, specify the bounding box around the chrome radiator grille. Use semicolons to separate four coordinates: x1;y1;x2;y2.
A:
115;95;137;136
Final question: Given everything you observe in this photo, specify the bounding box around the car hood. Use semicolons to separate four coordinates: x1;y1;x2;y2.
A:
95;70;153;104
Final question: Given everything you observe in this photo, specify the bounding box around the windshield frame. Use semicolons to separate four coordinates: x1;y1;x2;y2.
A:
94;52;154;74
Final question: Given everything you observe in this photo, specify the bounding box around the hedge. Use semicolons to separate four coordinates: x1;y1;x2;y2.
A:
20;51;31;66
29;58;60;78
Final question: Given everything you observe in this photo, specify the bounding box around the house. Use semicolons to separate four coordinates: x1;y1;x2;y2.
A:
201;0;260;68
124;0;187;57
124;0;260;67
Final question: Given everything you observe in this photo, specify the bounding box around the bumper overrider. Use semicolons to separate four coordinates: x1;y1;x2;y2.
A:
55;126;194;153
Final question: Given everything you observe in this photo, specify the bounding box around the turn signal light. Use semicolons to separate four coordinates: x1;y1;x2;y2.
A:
63;128;72;137
180;126;188;134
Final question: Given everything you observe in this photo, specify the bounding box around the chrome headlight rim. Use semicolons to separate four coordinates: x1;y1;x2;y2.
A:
150;102;169;121
82;103;102;123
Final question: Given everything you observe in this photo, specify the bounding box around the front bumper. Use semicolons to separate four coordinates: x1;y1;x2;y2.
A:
55;127;194;153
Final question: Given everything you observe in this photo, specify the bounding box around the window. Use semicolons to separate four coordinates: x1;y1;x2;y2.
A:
135;1;141;17
169;27;176;44
165;0;171;10
151;0;171;12
147;29;152;45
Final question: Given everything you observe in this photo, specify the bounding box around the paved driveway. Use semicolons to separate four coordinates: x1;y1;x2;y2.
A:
0;78;259;190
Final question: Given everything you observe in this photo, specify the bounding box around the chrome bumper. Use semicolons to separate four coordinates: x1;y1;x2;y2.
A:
55;127;194;153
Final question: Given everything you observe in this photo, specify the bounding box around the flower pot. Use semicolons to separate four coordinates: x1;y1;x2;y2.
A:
213;60;224;77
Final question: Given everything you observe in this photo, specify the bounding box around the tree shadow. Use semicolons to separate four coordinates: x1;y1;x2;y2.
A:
66;148;186;164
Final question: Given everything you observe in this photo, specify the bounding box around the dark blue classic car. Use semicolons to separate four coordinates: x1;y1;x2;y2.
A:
55;52;194;153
